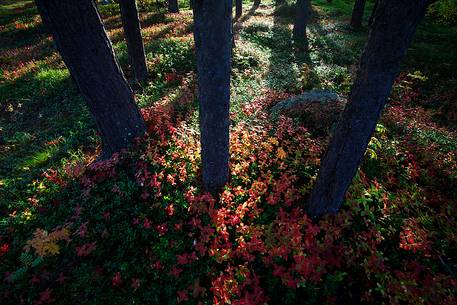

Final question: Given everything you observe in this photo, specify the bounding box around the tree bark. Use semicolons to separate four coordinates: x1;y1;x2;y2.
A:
193;0;232;193
168;0;179;13
307;0;431;217
119;0;148;82
35;0;146;158
235;0;242;18
293;0;310;45
350;0;366;29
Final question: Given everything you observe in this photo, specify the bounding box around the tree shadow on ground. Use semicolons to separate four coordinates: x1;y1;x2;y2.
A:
265;0;317;93
0;0;198;220
237;0;320;93
0;68;96;208
308;17;365;66
140;11;167;28
0;14;47;54
232;0;262;49
234;0;262;27
0;0;37;26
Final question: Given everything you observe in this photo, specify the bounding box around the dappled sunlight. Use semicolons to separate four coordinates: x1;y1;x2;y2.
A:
0;38;52;71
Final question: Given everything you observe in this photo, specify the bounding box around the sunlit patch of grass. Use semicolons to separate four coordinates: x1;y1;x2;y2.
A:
112;41;129;68
230;73;265;125
35;68;69;90
313;64;351;93
145;37;194;77
96;2;121;18
20;144;60;169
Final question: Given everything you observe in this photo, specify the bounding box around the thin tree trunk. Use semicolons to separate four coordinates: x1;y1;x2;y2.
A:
368;0;379;26
350;0;367;29
119;0;148;82
293;0;310;46
235;0;242;18
168;0;179;13
193;0;232;193
307;0;431;217
35;0;146;158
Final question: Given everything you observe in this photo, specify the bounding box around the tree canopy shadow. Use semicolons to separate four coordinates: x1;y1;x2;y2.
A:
140;11;167;28
234;0;262;26
0;67;97;207
307;17;365;66
265;0;318;93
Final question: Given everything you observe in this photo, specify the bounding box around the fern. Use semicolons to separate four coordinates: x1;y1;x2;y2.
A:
19;252;33;267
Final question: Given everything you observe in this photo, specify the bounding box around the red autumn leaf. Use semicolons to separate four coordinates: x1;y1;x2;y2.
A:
177;289;189;303
112;272;122;287
35;288;54;305
131;278;140;291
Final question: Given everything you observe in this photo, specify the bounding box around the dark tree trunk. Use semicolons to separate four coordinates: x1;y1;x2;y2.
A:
168;0;179;13
235;0;242;18
119;0;148;82
368;0;379;26
193;0;232;193
293;0;310;45
350;0;367;29
35;0;146;158
307;0;431;217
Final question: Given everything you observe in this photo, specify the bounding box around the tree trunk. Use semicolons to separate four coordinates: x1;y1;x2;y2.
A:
193;0;232;193
368;0;379;26
350;0;366;29
307;0;431;217
235;0;242;18
293;0;310;45
168;0;179;13
119;0;148;82
35;0;146;158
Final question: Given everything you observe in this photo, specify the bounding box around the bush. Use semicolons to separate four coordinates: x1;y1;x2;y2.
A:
427;0;457;25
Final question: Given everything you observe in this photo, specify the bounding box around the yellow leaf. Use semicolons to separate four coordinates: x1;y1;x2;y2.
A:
269;137;279;146
25;227;69;257
37;180;46;190
277;147;287;160
44;242;60;256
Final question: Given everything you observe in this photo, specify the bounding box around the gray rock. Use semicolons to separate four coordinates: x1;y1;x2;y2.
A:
270;90;346;114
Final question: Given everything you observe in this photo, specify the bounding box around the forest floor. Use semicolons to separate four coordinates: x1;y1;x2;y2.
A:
1;0;457;304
